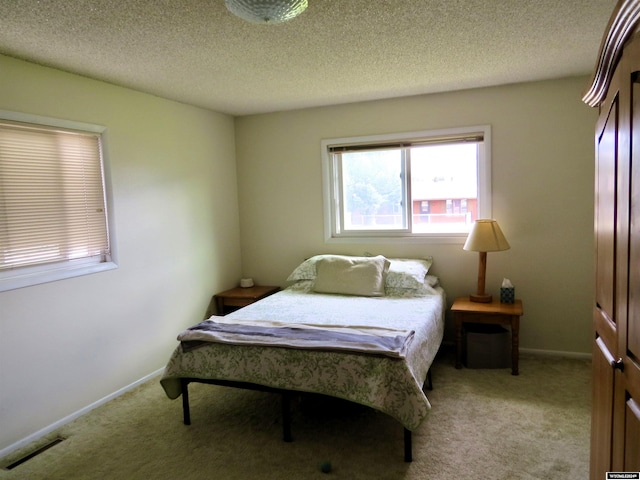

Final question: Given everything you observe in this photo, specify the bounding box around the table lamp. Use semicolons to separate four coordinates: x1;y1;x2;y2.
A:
463;219;510;303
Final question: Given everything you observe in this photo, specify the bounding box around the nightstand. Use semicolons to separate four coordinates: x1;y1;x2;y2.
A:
451;297;523;375
209;285;280;316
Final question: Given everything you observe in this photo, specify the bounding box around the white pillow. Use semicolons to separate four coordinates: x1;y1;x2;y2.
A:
385;257;433;290
313;255;390;297
286;254;329;282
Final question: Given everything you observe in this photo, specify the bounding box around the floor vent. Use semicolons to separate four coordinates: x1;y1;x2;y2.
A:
4;437;66;470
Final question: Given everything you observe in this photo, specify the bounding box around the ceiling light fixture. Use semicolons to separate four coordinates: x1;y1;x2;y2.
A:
225;0;308;24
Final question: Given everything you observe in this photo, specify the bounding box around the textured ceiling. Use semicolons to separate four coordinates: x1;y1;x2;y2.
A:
0;0;616;116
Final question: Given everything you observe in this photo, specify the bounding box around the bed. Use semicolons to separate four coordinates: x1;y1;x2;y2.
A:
160;254;445;462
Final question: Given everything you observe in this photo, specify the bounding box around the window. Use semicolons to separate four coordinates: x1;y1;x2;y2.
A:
321;126;491;243
0;111;116;292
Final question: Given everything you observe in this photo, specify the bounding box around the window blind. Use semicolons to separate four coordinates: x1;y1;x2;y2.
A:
0;120;110;271
328;133;484;153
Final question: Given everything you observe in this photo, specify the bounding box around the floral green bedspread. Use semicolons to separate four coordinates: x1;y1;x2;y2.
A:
160;286;445;430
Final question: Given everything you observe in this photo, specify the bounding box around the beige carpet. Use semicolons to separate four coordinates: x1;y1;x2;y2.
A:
0;349;591;479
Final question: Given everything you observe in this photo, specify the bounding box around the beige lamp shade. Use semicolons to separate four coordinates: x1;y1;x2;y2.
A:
463;219;510;252
464;219;510;303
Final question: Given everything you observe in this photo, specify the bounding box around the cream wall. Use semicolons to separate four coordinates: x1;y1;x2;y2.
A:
0;57;597;455
0;55;242;453
235;76;597;355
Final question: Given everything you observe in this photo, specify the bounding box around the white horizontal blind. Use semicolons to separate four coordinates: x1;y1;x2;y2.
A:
0;120;109;271
327;133;485;153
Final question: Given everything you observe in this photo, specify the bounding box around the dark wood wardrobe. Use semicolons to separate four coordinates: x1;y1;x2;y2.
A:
583;1;640;477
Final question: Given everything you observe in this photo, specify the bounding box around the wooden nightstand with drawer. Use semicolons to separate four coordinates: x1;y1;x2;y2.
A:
208;285;280;316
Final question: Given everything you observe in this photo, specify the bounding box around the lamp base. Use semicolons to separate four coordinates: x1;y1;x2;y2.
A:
469;294;493;303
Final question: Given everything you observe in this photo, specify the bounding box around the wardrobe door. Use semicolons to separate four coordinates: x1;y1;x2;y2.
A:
591;84;620;479
617;61;640;471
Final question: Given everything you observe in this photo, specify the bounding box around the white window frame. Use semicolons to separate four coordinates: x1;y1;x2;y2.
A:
321;125;491;244
0;110;117;292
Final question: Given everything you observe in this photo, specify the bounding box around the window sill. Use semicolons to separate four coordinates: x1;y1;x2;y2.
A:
0;261;118;293
324;234;467;245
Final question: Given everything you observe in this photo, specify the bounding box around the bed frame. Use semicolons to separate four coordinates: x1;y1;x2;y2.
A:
178;369;432;463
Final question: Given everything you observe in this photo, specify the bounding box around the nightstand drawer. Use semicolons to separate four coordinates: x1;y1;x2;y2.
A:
224;297;256;308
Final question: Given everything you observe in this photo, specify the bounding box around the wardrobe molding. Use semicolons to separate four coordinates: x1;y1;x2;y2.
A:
583;0;640;107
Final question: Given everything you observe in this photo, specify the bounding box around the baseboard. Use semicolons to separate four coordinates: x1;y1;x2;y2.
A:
0;367;165;460
520;347;592;361
440;339;592;361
